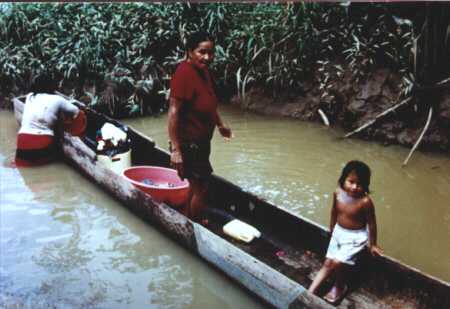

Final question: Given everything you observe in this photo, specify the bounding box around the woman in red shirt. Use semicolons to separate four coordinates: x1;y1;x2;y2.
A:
168;31;232;221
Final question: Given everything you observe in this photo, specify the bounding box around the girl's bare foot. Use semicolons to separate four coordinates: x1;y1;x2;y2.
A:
324;285;348;304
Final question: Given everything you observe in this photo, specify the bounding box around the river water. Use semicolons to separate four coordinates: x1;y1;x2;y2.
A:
1;106;449;307
0;110;263;308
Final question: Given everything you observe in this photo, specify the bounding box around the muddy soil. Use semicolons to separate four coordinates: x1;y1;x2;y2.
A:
230;68;450;152
3;68;449;153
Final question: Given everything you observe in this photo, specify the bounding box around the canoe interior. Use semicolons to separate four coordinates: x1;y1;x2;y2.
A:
82;108;449;309
14;97;449;308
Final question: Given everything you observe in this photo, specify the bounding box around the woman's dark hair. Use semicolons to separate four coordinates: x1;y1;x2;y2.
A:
185;31;214;52
338;160;371;193
30;73;57;94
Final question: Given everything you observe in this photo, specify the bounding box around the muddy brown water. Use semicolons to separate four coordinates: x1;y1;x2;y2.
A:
0;110;263;308
1;105;449;307
124;105;450;283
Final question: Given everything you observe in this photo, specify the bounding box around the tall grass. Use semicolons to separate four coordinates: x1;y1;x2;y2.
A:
0;3;417;116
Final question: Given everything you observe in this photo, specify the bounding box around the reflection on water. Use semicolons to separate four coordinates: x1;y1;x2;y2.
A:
125;105;450;282
0;111;262;308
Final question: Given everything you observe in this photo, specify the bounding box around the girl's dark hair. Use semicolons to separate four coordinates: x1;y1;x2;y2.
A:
338;160;371;193
185;31;214;51
30;73;57;94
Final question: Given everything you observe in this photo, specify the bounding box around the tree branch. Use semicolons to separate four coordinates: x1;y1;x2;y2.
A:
344;97;413;138
402;106;433;167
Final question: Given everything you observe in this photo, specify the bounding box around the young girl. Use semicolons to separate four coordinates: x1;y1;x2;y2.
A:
308;160;383;304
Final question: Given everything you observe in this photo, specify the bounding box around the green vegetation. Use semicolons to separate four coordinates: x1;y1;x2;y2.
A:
0;3;420;117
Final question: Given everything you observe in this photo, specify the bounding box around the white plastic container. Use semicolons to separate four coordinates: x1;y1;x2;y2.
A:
97;149;131;174
223;219;261;243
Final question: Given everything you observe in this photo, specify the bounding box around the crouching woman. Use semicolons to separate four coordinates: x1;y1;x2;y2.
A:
15;73;82;166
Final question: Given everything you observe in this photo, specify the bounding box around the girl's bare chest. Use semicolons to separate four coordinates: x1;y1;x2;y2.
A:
336;201;364;216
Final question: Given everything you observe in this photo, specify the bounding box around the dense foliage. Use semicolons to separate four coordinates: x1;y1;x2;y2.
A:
0;3;416;117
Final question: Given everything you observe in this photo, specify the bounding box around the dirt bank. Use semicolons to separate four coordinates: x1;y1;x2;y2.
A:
230;68;450;152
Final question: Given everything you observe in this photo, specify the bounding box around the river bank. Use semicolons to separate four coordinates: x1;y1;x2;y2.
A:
229;68;450;153
2;65;449;154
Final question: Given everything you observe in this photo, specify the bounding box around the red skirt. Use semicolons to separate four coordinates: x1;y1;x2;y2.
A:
15;133;56;167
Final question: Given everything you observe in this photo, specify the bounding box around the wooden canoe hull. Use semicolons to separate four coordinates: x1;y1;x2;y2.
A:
13;97;450;309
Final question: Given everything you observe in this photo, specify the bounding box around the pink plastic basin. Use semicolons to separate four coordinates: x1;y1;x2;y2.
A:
122;166;189;206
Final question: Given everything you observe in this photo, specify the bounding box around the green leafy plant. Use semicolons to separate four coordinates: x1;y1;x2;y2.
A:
1;3;419;117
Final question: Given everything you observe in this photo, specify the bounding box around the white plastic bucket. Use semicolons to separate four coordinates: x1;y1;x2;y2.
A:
97;149;131;174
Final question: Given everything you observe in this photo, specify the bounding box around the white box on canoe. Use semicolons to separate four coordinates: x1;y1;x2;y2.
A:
223;219;261;243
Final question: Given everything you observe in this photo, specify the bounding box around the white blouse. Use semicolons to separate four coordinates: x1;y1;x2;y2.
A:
19;93;79;136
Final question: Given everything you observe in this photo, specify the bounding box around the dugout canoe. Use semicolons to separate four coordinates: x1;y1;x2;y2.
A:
13;96;450;309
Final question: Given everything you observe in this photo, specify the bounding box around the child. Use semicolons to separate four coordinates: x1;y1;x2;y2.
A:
308;160;382;304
